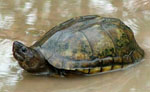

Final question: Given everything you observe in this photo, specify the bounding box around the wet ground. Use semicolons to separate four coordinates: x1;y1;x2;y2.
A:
0;0;150;92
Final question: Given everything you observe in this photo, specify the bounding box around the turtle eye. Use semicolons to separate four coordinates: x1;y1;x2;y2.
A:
21;47;27;53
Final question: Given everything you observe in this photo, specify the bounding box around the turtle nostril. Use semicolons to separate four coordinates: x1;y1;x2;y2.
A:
21;47;27;53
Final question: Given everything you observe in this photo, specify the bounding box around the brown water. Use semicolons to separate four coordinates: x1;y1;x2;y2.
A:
0;0;150;92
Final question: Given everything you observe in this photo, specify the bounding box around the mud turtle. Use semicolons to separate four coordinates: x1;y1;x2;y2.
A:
13;15;144;76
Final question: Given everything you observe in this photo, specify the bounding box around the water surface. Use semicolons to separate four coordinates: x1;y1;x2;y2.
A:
0;0;150;92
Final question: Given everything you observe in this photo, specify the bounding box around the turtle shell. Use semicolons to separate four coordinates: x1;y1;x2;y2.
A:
32;15;144;73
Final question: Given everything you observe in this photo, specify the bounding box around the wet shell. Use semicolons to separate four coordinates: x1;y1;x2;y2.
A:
32;15;144;74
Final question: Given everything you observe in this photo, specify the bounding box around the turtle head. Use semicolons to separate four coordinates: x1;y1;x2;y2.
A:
13;41;48;73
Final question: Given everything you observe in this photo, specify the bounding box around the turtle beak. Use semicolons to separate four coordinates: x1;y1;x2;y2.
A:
13;41;24;52
13;41;25;61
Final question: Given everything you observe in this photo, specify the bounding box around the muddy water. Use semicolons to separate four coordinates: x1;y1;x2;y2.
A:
0;0;150;92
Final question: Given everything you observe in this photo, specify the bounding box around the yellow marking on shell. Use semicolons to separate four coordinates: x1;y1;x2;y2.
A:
77;69;89;73
113;65;122;70
123;56;132;63
132;50;142;60
72;31;92;60
75;53;86;60
63;50;73;57
103;57;113;65
114;57;122;63
102;66;112;72
93;24;100;28
116;29;124;39
95;30;115;58
89;67;101;74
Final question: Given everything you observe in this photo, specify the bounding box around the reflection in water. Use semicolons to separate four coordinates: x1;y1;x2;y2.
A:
23;1;33;13
142;10;150;20
0;14;14;30
0;39;23;92
89;0;117;14
23;1;37;25
0;0;150;92
42;1;51;19
26;9;37;25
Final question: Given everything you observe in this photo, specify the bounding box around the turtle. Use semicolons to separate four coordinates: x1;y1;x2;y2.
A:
13;15;144;76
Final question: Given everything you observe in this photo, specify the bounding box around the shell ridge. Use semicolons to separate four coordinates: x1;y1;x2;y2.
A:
79;31;94;58
33;15;100;47
100;19;118;56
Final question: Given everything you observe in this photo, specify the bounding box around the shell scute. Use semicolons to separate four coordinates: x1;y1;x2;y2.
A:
33;15;144;72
